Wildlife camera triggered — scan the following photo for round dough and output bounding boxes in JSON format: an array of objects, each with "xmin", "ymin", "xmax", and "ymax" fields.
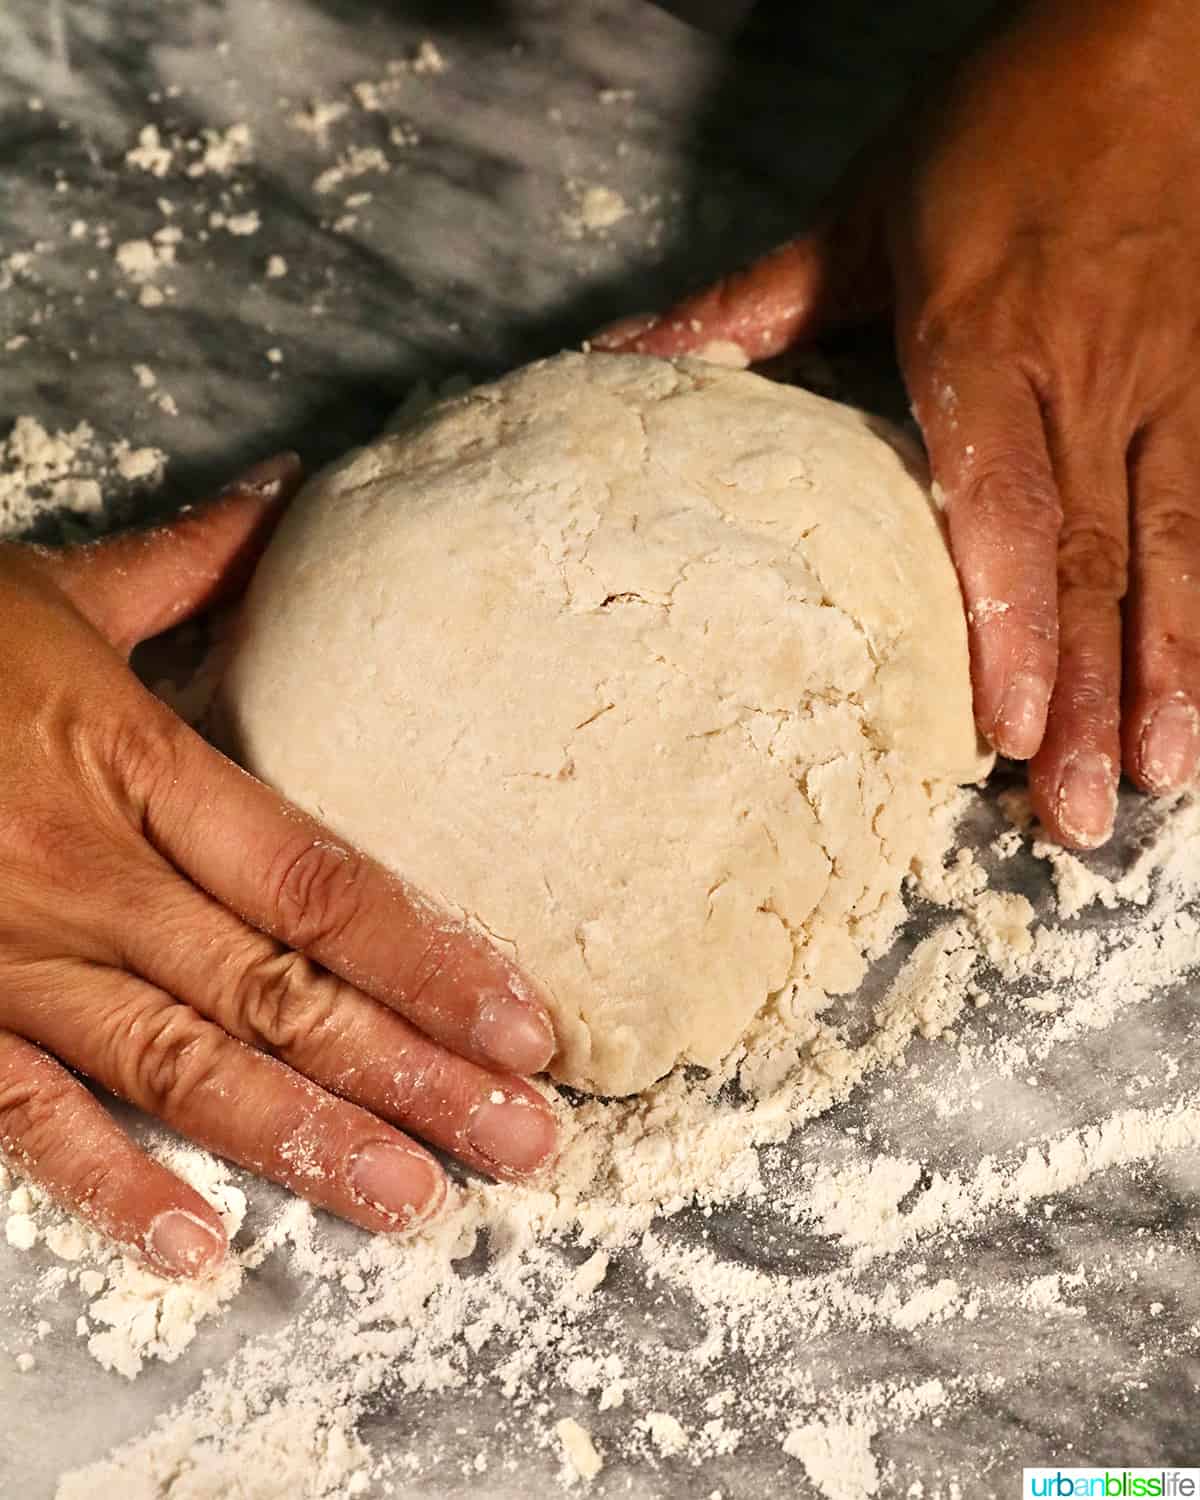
[{"xmin": 219, "ymin": 353, "xmax": 988, "ymax": 1097}]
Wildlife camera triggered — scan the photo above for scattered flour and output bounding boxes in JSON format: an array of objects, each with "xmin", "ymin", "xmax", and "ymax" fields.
[
  {"xmin": 223, "ymin": 210, "xmax": 261, "ymax": 237},
  {"xmin": 562, "ymin": 182, "xmax": 629, "ymax": 238},
  {"xmin": 114, "ymin": 237, "xmax": 173, "ymax": 284},
  {"xmin": 0, "ymin": 416, "xmax": 165, "ymax": 534},
  {"xmin": 125, "ymin": 124, "xmax": 174, "ymax": 178},
  {"xmin": 187, "ymin": 123, "xmax": 254, "ymax": 178},
  {"xmin": 0, "ymin": 783, "xmax": 1191, "ymax": 1497},
  {"xmin": 783, "ymin": 1418, "xmax": 878, "ymax": 1500},
  {"xmin": 287, "ymin": 99, "xmax": 350, "ymax": 147},
  {"xmin": 313, "ymin": 145, "xmax": 390, "ymax": 197},
  {"xmin": 555, "ymin": 1418, "xmax": 603, "ymax": 1483}
]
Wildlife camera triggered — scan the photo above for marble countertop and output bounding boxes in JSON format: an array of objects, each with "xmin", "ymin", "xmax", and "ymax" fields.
[{"xmin": 2, "ymin": 3, "xmax": 1198, "ymax": 1497}]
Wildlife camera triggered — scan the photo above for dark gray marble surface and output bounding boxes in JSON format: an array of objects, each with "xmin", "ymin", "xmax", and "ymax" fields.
[
  {"xmin": 0, "ymin": 0, "xmax": 990, "ymax": 515},
  {"xmin": 3, "ymin": 4, "xmax": 1198, "ymax": 1498}
]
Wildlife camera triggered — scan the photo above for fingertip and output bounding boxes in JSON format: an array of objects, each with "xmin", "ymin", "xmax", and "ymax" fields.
[
  {"xmin": 467, "ymin": 1087, "xmax": 559, "ymax": 1179},
  {"xmin": 988, "ymin": 671, "xmax": 1053, "ymax": 761},
  {"xmin": 471, "ymin": 992, "xmax": 556, "ymax": 1075},
  {"xmin": 219, "ymin": 451, "xmax": 304, "ymax": 505},
  {"xmin": 589, "ymin": 313, "xmax": 660, "ymax": 353},
  {"xmin": 348, "ymin": 1139, "xmax": 447, "ymax": 1229},
  {"xmin": 1129, "ymin": 698, "xmax": 1200, "ymax": 795},
  {"xmin": 1035, "ymin": 748, "xmax": 1118, "ymax": 850},
  {"xmin": 145, "ymin": 1206, "xmax": 228, "ymax": 1279}
]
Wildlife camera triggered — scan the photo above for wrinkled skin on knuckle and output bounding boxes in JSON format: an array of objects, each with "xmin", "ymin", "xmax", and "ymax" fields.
[
  {"xmin": 1048, "ymin": 624, "xmax": 1122, "ymax": 743},
  {"xmin": 227, "ymin": 946, "xmax": 340, "ymax": 1056},
  {"xmin": 0, "ymin": 1068, "xmax": 120, "ymax": 1217},
  {"xmin": 84, "ymin": 707, "xmax": 183, "ymax": 830},
  {"xmin": 1057, "ymin": 522, "xmax": 1129, "ymax": 599},
  {"xmin": 0, "ymin": 798, "xmax": 89, "ymax": 898},
  {"xmin": 125, "ymin": 1008, "xmax": 225, "ymax": 1118},
  {"xmin": 949, "ymin": 466, "xmax": 1063, "ymax": 575},
  {"xmin": 0, "ymin": 1066, "xmax": 121, "ymax": 1217},
  {"xmin": 1135, "ymin": 500, "xmax": 1200, "ymax": 565},
  {"xmin": 267, "ymin": 838, "xmax": 367, "ymax": 954},
  {"xmin": 0, "ymin": 1069, "xmax": 68, "ymax": 1158},
  {"xmin": 1055, "ymin": 661, "xmax": 1117, "ymax": 723}
]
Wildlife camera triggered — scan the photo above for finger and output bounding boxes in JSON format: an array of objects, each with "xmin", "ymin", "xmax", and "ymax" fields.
[
  {"xmin": 14, "ymin": 963, "xmax": 448, "ymax": 1233},
  {"xmin": 45, "ymin": 453, "xmax": 303, "ymax": 655},
  {"xmin": 0, "ymin": 1030, "xmax": 228, "ymax": 1277},
  {"xmin": 1123, "ymin": 402, "xmax": 1200, "ymax": 793},
  {"xmin": 591, "ymin": 218, "xmax": 882, "ymax": 362},
  {"xmin": 115, "ymin": 864, "xmax": 557, "ymax": 1179},
  {"xmin": 132, "ymin": 707, "xmax": 557, "ymax": 1077},
  {"xmin": 1028, "ymin": 414, "xmax": 1130, "ymax": 848},
  {"xmin": 907, "ymin": 352, "xmax": 1061, "ymax": 758}
]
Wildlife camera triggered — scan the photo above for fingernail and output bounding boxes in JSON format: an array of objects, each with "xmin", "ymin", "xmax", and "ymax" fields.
[
  {"xmin": 1139, "ymin": 700, "xmax": 1200, "ymax": 793},
  {"xmin": 993, "ymin": 673, "xmax": 1049, "ymax": 760},
  {"xmin": 1056, "ymin": 750, "xmax": 1117, "ymax": 848},
  {"xmin": 221, "ymin": 451, "xmax": 303, "ymax": 501},
  {"xmin": 472, "ymin": 992, "xmax": 556, "ymax": 1074},
  {"xmin": 148, "ymin": 1210, "xmax": 225, "ymax": 1277},
  {"xmin": 589, "ymin": 312, "xmax": 658, "ymax": 351},
  {"xmin": 468, "ymin": 1092, "xmax": 557, "ymax": 1176},
  {"xmin": 349, "ymin": 1142, "xmax": 445, "ymax": 1224}
]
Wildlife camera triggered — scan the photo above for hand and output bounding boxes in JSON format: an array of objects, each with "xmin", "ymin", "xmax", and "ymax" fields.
[
  {"xmin": 0, "ymin": 455, "xmax": 557, "ymax": 1278},
  {"xmin": 596, "ymin": 0, "xmax": 1200, "ymax": 848}
]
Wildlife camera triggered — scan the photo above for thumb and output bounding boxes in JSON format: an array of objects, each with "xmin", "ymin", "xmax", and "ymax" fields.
[
  {"xmin": 49, "ymin": 452, "xmax": 303, "ymax": 654},
  {"xmin": 591, "ymin": 182, "xmax": 888, "ymax": 364}
]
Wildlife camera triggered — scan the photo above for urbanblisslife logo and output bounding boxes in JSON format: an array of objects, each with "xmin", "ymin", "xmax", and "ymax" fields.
[{"xmin": 1024, "ymin": 1473, "xmax": 1200, "ymax": 1498}]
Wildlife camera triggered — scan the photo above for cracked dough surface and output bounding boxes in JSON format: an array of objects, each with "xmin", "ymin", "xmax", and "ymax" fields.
[{"xmin": 220, "ymin": 353, "xmax": 989, "ymax": 1096}]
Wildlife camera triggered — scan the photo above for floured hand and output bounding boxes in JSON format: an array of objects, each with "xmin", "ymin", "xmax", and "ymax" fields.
[
  {"xmin": 0, "ymin": 455, "xmax": 557, "ymax": 1278},
  {"xmin": 596, "ymin": 0, "xmax": 1200, "ymax": 849}
]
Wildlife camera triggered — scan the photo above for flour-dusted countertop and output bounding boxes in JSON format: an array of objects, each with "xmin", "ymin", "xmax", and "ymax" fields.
[{"xmin": 2, "ymin": 3, "xmax": 1198, "ymax": 1498}]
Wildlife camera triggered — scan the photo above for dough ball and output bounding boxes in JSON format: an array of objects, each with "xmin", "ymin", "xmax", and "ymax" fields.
[{"xmin": 219, "ymin": 353, "xmax": 988, "ymax": 1096}]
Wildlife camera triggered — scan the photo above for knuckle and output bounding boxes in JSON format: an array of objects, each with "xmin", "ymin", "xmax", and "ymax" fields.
[
  {"xmin": 1059, "ymin": 669, "xmax": 1114, "ymax": 720},
  {"xmin": 89, "ymin": 710, "xmax": 182, "ymax": 824},
  {"xmin": 910, "ymin": 284, "xmax": 1020, "ymax": 364},
  {"xmin": 128, "ymin": 1008, "xmax": 224, "ymax": 1117},
  {"xmin": 953, "ymin": 461, "xmax": 1063, "ymax": 542},
  {"xmin": 226, "ymin": 947, "xmax": 339, "ymax": 1056},
  {"xmin": 1136, "ymin": 501, "xmax": 1200, "ymax": 562},
  {"xmin": 267, "ymin": 838, "xmax": 366, "ymax": 954},
  {"xmin": 0, "ymin": 801, "xmax": 79, "ymax": 884},
  {"xmin": 0, "ymin": 1068, "xmax": 79, "ymax": 1160},
  {"xmin": 1058, "ymin": 521, "xmax": 1129, "ymax": 598}
]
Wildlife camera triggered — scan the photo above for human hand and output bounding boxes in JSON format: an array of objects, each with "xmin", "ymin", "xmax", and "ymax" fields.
[
  {"xmin": 596, "ymin": 0, "xmax": 1200, "ymax": 848},
  {"xmin": 0, "ymin": 456, "xmax": 557, "ymax": 1278}
]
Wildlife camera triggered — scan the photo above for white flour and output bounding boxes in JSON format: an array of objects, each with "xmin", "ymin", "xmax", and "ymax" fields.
[{"xmin": 0, "ymin": 415, "xmax": 165, "ymax": 534}]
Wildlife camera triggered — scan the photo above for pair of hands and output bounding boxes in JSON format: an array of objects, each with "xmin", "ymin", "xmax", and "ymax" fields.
[{"xmin": 4, "ymin": 0, "xmax": 1198, "ymax": 1275}]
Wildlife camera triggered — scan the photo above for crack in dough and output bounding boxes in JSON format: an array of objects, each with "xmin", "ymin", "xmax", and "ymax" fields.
[{"xmin": 219, "ymin": 353, "xmax": 990, "ymax": 1096}]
